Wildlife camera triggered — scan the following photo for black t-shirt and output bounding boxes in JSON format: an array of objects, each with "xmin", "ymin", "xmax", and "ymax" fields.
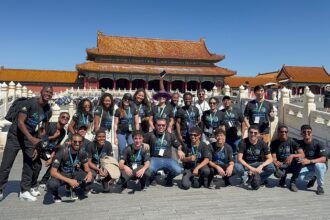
[
  {"xmin": 176, "ymin": 105, "xmax": 200, "ymax": 136},
  {"xmin": 202, "ymin": 110, "xmax": 224, "ymax": 134},
  {"xmin": 120, "ymin": 144, "xmax": 150, "ymax": 168},
  {"xmin": 72, "ymin": 112, "xmax": 93, "ymax": 130},
  {"xmin": 114, "ymin": 105, "xmax": 138, "ymax": 134},
  {"xmin": 238, "ymin": 138, "xmax": 270, "ymax": 163},
  {"xmin": 270, "ymin": 138, "xmax": 300, "ymax": 162},
  {"xmin": 244, "ymin": 100, "xmax": 273, "ymax": 134},
  {"xmin": 94, "ymin": 106, "xmax": 113, "ymax": 130},
  {"xmin": 9, "ymin": 97, "xmax": 52, "ymax": 137},
  {"xmin": 52, "ymin": 145, "xmax": 88, "ymax": 174},
  {"xmin": 133, "ymin": 102, "xmax": 150, "ymax": 122},
  {"xmin": 220, "ymin": 107, "xmax": 244, "ymax": 139},
  {"xmin": 144, "ymin": 131, "xmax": 181, "ymax": 158},
  {"xmin": 183, "ymin": 141, "xmax": 212, "ymax": 169},
  {"xmin": 149, "ymin": 104, "xmax": 174, "ymax": 124},
  {"xmin": 85, "ymin": 141, "xmax": 113, "ymax": 165},
  {"xmin": 298, "ymin": 139, "xmax": 328, "ymax": 160},
  {"xmin": 210, "ymin": 143, "xmax": 234, "ymax": 166},
  {"xmin": 46, "ymin": 122, "xmax": 66, "ymax": 150}
]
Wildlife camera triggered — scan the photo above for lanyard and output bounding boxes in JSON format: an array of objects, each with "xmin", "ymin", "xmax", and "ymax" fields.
[
  {"xmin": 68, "ymin": 147, "xmax": 79, "ymax": 169},
  {"xmin": 209, "ymin": 110, "xmax": 217, "ymax": 125},
  {"xmin": 191, "ymin": 146, "xmax": 198, "ymax": 156},
  {"xmin": 125, "ymin": 107, "xmax": 132, "ymax": 120},
  {"xmin": 132, "ymin": 148, "xmax": 142, "ymax": 162},
  {"xmin": 95, "ymin": 145, "xmax": 103, "ymax": 162},
  {"xmin": 173, "ymin": 106, "xmax": 177, "ymax": 117},
  {"xmin": 185, "ymin": 107, "xmax": 193, "ymax": 119},
  {"xmin": 82, "ymin": 114, "xmax": 89, "ymax": 125},
  {"xmin": 255, "ymin": 102, "xmax": 264, "ymax": 112},
  {"xmin": 158, "ymin": 106, "xmax": 166, "ymax": 118},
  {"xmin": 158, "ymin": 133, "xmax": 165, "ymax": 147}
]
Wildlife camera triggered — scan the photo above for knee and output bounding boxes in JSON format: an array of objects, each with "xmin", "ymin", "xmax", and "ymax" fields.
[
  {"xmin": 46, "ymin": 178, "xmax": 59, "ymax": 192},
  {"xmin": 200, "ymin": 166, "xmax": 210, "ymax": 176},
  {"xmin": 265, "ymin": 163, "xmax": 276, "ymax": 173},
  {"xmin": 315, "ymin": 163, "xmax": 326, "ymax": 172}
]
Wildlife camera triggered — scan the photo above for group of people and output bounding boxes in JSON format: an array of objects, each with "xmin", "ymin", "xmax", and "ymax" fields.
[{"xmin": 0, "ymin": 82, "xmax": 328, "ymax": 204}]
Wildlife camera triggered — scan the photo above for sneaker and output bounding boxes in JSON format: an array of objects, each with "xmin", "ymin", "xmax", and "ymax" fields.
[
  {"xmin": 279, "ymin": 177, "xmax": 286, "ymax": 187},
  {"xmin": 289, "ymin": 182, "xmax": 298, "ymax": 192},
  {"xmin": 70, "ymin": 188, "xmax": 78, "ymax": 200},
  {"xmin": 30, "ymin": 188, "xmax": 41, "ymax": 197},
  {"xmin": 307, "ymin": 176, "xmax": 317, "ymax": 188},
  {"xmin": 316, "ymin": 186, "xmax": 324, "ymax": 195},
  {"xmin": 39, "ymin": 183, "xmax": 46, "ymax": 190},
  {"xmin": 53, "ymin": 195, "xmax": 62, "ymax": 203},
  {"xmin": 165, "ymin": 178, "xmax": 174, "ymax": 187},
  {"xmin": 0, "ymin": 189, "xmax": 3, "ymax": 201},
  {"xmin": 261, "ymin": 179, "xmax": 268, "ymax": 187},
  {"xmin": 19, "ymin": 191, "xmax": 37, "ymax": 202}
]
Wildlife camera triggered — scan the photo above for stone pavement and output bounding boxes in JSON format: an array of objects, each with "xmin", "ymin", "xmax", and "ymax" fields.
[{"xmin": 0, "ymin": 152, "xmax": 329, "ymax": 220}]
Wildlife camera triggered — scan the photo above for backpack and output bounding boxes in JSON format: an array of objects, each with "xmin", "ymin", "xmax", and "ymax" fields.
[{"xmin": 5, "ymin": 97, "xmax": 29, "ymax": 122}]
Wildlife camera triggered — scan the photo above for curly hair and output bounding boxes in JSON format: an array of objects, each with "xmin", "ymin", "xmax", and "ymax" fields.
[{"xmin": 99, "ymin": 93, "xmax": 114, "ymax": 115}]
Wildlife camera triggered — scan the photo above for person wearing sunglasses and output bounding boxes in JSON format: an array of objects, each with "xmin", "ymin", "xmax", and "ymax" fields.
[
  {"xmin": 270, "ymin": 124, "xmax": 304, "ymax": 192},
  {"xmin": 47, "ymin": 134, "xmax": 93, "ymax": 203},
  {"xmin": 201, "ymin": 97, "xmax": 224, "ymax": 144},
  {"xmin": 297, "ymin": 125, "xmax": 328, "ymax": 195},
  {"xmin": 181, "ymin": 127, "xmax": 212, "ymax": 189},
  {"xmin": 144, "ymin": 118, "xmax": 184, "ymax": 187},
  {"xmin": 86, "ymin": 129, "xmax": 114, "ymax": 193},
  {"xmin": 39, "ymin": 112, "xmax": 71, "ymax": 189},
  {"xmin": 236, "ymin": 125, "xmax": 275, "ymax": 189},
  {"xmin": 114, "ymin": 93, "xmax": 139, "ymax": 157}
]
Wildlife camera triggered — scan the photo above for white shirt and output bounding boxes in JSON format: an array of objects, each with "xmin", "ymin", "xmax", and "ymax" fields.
[{"xmin": 195, "ymin": 100, "xmax": 210, "ymax": 116}]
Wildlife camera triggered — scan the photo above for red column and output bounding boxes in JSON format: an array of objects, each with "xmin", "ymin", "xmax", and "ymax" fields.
[
  {"xmin": 184, "ymin": 81, "xmax": 187, "ymax": 92},
  {"xmin": 113, "ymin": 80, "xmax": 116, "ymax": 90},
  {"xmin": 84, "ymin": 78, "xmax": 88, "ymax": 88},
  {"xmin": 169, "ymin": 81, "xmax": 172, "ymax": 91},
  {"xmin": 129, "ymin": 80, "xmax": 132, "ymax": 90},
  {"xmin": 145, "ymin": 81, "xmax": 148, "ymax": 90},
  {"xmin": 96, "ymin": 80, "xmax": 100, "ymax": 89}
]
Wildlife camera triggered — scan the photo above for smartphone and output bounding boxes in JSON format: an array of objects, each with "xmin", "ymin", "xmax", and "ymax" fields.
[{"xmin": 160, "ymin": 70, "xmax": 166, "ymax": 78}]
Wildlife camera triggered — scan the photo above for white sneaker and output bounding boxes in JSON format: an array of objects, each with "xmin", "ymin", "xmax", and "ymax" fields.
[
  {"xmin": 19, "ymin": 191, "xmax": 37, "ymax": 202},
  {"xmin": 0, "ymin": 190, "xmax": 4, "ymax": 201},
  {"xmin": 30, "ymin": 188, "xmax": 41, "ymax": 197}
]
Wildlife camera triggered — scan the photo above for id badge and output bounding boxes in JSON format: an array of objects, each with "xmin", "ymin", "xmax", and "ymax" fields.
[
  {"xmin": 158, "ymin": 149, "xmax": 165, "ymax": 157},
  {"xmin": 228, "ymin": 121, "xmax": 233, "ymax": 127},
  {"xmin": 128, "ymin": 124, "xmax": 133, "ymax": 132},
  {"xmin": 132, "ymin": 163, "xmax": 138, "ymax": 170},
  {"xmin": 254, "ymin": 116, "xmax": 260, "ymax": 124}
]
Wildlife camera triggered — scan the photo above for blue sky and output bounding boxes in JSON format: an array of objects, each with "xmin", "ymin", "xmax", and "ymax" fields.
[{"xmin": 0, "ymin": 0, "xmax": 329, "ymax": 76}]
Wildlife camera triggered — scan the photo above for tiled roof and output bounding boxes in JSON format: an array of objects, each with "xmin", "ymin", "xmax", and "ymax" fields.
[
  {"xmin": 224, "ymin": 76, "xmax": 277, "ymax": 88},
  {"xmin": 86, "ymin": 32, "xmax": 224, "ymax": 62},
  {"xmin": 256, "ymin": 71, "xmax": 279, "ymax": 79},
  {"xmin": 0, "ymin": 68, "xmax": 78, "ymax": 83},
  {"xmin": 76, "ymin": 62, "xmax": 236, "ymax": 76},
  {"xmin": 278, "ymin": 66, "xmax": 330, "ymax": 83}
]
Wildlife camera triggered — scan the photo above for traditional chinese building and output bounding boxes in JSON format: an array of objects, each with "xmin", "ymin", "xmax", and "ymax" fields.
[{"xmin": 76, "ymin": 32, "xmax": 236, "ymax": 92}]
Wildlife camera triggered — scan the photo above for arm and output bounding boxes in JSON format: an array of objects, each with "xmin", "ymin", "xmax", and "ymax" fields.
[
  {"xmin": 148, "ymin": 116, "xmax": 155, "ymax": 131},
  {"xmin": 176, "ymin": 118, "xmax": 183, "ymax": 143},
  {"xmin": 114, "ymin": 117, "xmax": 119, "ymax": 145},
  {"xmin": 285, "ymin": 148, "xmax": 305, "ymax": 165},
  {"xmin": 167, "ymin": 117, "xmax": 174, "ymax": 133},
  {"xmin": 136, "ymin": 161, "xmax": 150, "ymax": 178},
  {"xmin": 238, "ymin": 153, "xmax": 256, "ymax": 173},
  {"xmin": 50, "ymin": 167, "xmax": 79, "ymax": 188},
  {"xmin": 193, "ymin": 158, "xmax": 210, "ymax": 175},
  {"xmin": 272, "ymin": 153, "xmax": 282, "ymax": 167},
  {"xmin": 82, "ymin": 162, "xmax": 93, "ymax": 183},
  {"xmin": 17, "ymin": 113, "xmax": 40, "ymax": 146},
  {"xmin": 94, "ymin": 115, "xmax": 101, "ymax": 132},
  {"xmin": 119, "ymin": 159, "xmax": 133, "ymax": 176},
  {"xmin": 134, "ymin": 114, "xmax": 140, "ymax": 131},
  {"xmin": 255, "ymin": 153, "xmax": 273, "ymax": 173},
  {"xmin": 68, "ymin": 120, "xmax": 76, "ymax": 135}
]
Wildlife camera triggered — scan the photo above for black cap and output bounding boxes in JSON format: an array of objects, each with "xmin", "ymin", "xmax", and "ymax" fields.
[
  {"xmin": 122, "ymin": 93, "xmax": 133, "ymax": 101},
  {"xmin": 77, "ymin": 125, "xmax": 88, "ymax": 131},
  {"xmin": 222, "ymin": 96, "xmax": 231, "ymax": 101}
]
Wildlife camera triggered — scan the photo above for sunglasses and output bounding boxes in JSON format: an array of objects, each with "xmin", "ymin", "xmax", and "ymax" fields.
[
  {"xmin": 157, "ymin": 124, "xmax": 166, "ymax": 127},
  {"xmin": 209, "ymin": 102, "xmax": 217, "ymax": 105},
  {"xmin": 249, "ymin": 131, "xmax": 258, "ymax": 135},
  {"xmin": 61, "ymin": 116, "xmax": 70, "ymax": 120},
  {"xmin": 190, "ymin": 133, "xmax": 199, "ymax": 137},
  {"xmin": 123, "ymin": 99, "xmax": 131, "ymax": 102},
  {"xmin": 73, "ymin": 140, "xmax": 82, "ymax": 145},
  {"xmin": 280, "ymin": 130, "xmax": 288, "ymax": 133}
]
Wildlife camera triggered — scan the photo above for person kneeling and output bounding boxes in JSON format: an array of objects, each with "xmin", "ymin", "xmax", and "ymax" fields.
[
  {"xmin": 208, "ymin": 128, "xmax": 236, "ymax": 188},
  {"xmin": 47, "ymin": 134, "xmax": 93, "ymax": 203},
  {"xmin": 181, "ymin": 127, "xmax": 212, "ymax": 189},
  {"xmin": 119, "ymin": 130, "xmax": 151, "ymax": 191}
]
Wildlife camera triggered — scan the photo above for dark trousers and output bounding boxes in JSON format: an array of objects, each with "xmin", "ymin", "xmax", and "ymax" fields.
[
  {"xmin": 278, "ymin": 160, "xmax": 302, "ymax": 183},
  {"xmin": 40, "ymin": 166, "xmax": 52, "ymax": 184},
  {"xmin": 209, "ymin": 163, "xmax": 237, "ymax": 184},
  {"xmin": 46, "ymin": 170, "xmax": 92, "ymax": 196},
  {"xmin": 181, "ymin": 165, "xmax": 211, "ymax": 190},
  {"xmin": 0, "ymin": 132, "xmax": 42, "ymax": 192},
  {"xmin": 121, "ymin": 165, "xmax": 151, "ymax": 188}
]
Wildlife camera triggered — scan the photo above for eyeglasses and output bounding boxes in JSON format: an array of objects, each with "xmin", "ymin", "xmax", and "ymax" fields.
[
  {"xmin": 61, "ymin": 116, "xmax": 70, "ymax": 120},
  {"xmin": 280, "ymin": 130, "xmax": 288, "ymax": 134},
  {"xmin": 123, "ymin": 99, "xmax": 131, "ymax": 102},
  {"xmin": 209, "ymin": 102, "xmax": 217, "ymax": 105},
  {"xmin": 191, "ymin": 133, "xmax": 199, "ymax": 137},
  {"xmin": 73, "ymin": 140, "xmax": 82, "ymax": 145},
  {"xmin": 157, "ymin": 124, "xmax": 166, "ymax": 127},
  {"xmin": 249, "ymin": 132, "xmax": 258, "ymax": 135}
]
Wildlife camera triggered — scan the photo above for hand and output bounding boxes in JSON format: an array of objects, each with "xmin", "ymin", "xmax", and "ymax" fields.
[
  {"xmin": 143, "ymin": 143, "xmax": 150, "ymax": 151},
  {"xmin": 31, "ymin": 137, "xmax": 41, "ymax": 146},
  {"xmin": 32, "ymin": 149, "xmax": 38, "ymax": 161},
  {"xmin": 216, "ymin": 166, "xmax": 226, "ymax": 176},
  {"xmin": 255, "ymin": 165, "xmax": 263, "ymax": 174},
  {"xmin": 84, "ymin": 171, "xmax": 93, "ymax": 183},
  {"xmin": 68, "ymin": 179, "xmax": 80, "ymax": 188},
  {"xmin": 124, "ymin": 166, "xmax": 133, "ymax": 176},
  {"xmin": 274, "ymin": 160, "xmax": 283, "ymax": 168},
  {"xmin": 177, "ymin": 150, "xmax": 185, "ymax": 160},
  {"xmin": 114, "ymin": 138, "xmax": 118, "ymax": 145},
  {"xmin": 225, "ymin": 165, "xmax": 234, "ymax": 177},
  {"xmin": 298, "ymin": 159, "xmax": 312, "ymax": 166},
  {"xmin": 45, "ymin": 158, "xmax": 52, "ymax": 167},
  {"xmin": 190, "ymin": 155, "xmax": 196, "ymax": 162},
  {"xmin": 99, "ymin": 168, "xmax": 108, "ymax": 177},
  {"xmin": 285, "ymin": 155, "xmax": 294, "ymax": 165},
  {"xmin": 249, "ymin": 167, "xmax": 257, "ymax": 174},
  {"xmin": 192, "ymin": 168, "xmax": 199, "ymax": 176},
  {"xmin": 136, "ymin": 168, "xmax": 145, "ymax": 178}
]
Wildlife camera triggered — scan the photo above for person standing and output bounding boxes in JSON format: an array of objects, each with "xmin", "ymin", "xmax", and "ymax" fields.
[
  {"xmin": 0, "ymin": 86, "xmax": 53, "ymax": 201},
  {"xmin": 324, "ymin": 84, "xmax": 330, "ymax": 112}
]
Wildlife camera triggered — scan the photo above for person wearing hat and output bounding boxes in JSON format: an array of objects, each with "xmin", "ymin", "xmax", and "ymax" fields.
[
  {"xmin": 114, "ymin": 93, "xmax": 139, "ymax": 157},
  {"xmin": 220, "ymin": 95, "xmax": 244, "ymax": 161},
  {"xmin": 149, "ymin": 90, "xmax": 174, "ymax": 133},
  {"xmin": 324, "ymin": 84, "xmax": 330, "ymax": 112},
  {"xmin": 85, "ymin": 129, "xmax": 114, "ymax": 193},
  {"xmin": 236, "ymin": 125, "xmax": 275, "ymax": 189},
  {"xmin": 270, "ymin": 124, "xmax": 304, "ymax": 192},
  {"xmin": 119, "ymin": 130, "xmax": 151, "ymax": 191}
]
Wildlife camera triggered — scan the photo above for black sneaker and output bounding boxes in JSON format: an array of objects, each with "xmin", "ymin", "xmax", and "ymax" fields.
[
  {"xmin": 102, "ymin": 179, "xmax": 110, "ymax": 193},
  {"xmin": 307, "ymin": 176, "xmax": 317, "ymax": 188},
  {"xmin": 260, "ymin": 180, "xmax": 268, "ymax": 187},
  {"xmin": 316, "ymin": 186, "xmax": 324, "ymax": 195},
  {"xmin": 289, "ymin": 182, "xmax": 298, "ymax": 192},
  {"xmin": 0, "ymin": 189, "xmax": 3, "ymax": 201},
  {"xmin": 279, "ymin": 177, "xmax": 286, "ymax": 187},
  {"xmin": 53, "ymin": 195, "xmax": 62, "ymax": 203}
]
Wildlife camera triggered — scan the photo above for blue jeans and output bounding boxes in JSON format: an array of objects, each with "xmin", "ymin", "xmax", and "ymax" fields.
[
  {"xmin": 235, "ymin": 162, "xmax": 275, "ymax": 182},
  {"xmin": 298, "ymin": 163, "xmax": 327, "ymax": 187},
  {"xmin": 117, "ymin": 133, "xmax": 133, "ymax": 156},
  {"xmin": 150, "ymin": 157, "xmax": 183, "ymax": 180}
]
